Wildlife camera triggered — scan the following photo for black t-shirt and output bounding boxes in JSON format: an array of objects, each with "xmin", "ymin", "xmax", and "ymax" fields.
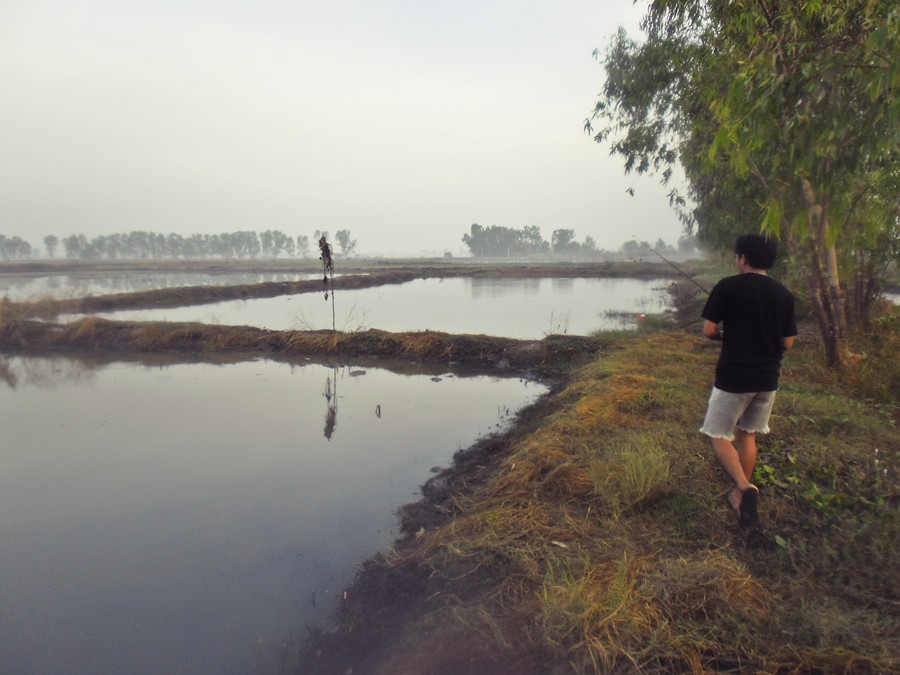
[{"xmin": 702, "ymin": 273, "xmax": 797, "ymax": 393}]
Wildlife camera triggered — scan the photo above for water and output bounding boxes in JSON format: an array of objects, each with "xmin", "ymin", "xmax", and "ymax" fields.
[
  {"xmin": 0, "ymin": 354, "xmax": 546, "ymax": 674},
  {"xmin": 64, "ymin": 277, "xmax": 671, "ymax": 338},
  {"xmin": 0, "ymin": 271, "xmax": 325, "ymax": 301}
]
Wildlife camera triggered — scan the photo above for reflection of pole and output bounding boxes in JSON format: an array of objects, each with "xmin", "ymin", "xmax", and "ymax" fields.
[{"xmin": 323, "ymin": 367, "xmax": 338, "ymax": 440}]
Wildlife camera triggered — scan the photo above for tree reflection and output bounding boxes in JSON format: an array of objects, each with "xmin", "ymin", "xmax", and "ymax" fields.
[
  {"xmin": 0, "ymin": 357, "xmax": 18, "ymax": 389},
  {"xmin": 323, "ymin": 367, "xmax": 338, "ymax": 440},
  {"xmin": 0, "ymin": 355, "xmax": 98, "ymax": 390}
]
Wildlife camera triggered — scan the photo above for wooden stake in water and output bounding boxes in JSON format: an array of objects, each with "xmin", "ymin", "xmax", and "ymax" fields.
[{"xmin": 318, "ymin": 236, "xmax": 336, "ymax": 331}]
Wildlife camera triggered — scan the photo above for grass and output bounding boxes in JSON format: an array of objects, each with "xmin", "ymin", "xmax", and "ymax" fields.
[{"xmin": 314, "ymin": 306, "xmax": 900, "ymax": 673}]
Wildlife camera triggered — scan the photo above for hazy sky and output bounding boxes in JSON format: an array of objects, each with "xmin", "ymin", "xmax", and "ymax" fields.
[{"xmin": 1, "ymin": 0, "xmax": 686, "ymax": 256}]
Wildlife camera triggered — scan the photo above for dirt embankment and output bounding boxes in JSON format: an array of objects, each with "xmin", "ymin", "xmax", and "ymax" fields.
[{"xmin": 0, "ymin": 316, "xmax": 602, "ymax": 381}]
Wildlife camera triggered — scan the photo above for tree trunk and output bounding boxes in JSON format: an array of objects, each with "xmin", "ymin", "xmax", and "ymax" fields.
[{"xmin": 801, "ymin": 178, "xmax": 849, "ymax": 369}]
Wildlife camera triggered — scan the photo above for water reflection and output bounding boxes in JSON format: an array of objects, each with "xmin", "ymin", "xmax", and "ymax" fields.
[
  {"xmin": 0, "ymin": 353, "xmax": 98, "ymax": 390},
  {"xmin": 0, "ymin": 354, "xmax": 546, "ymax": 674},
  {"xmin": 64, "ymin": 277, "xmax": 671, "ymax": 339},
  {"xmin": 323, "ymin": 368, "xmax": 338, "ymax": 439},
  {"xmin": 550, "ymin": 277, "xmax": 575, "ymax": 292},
  {"xmin": 467, "ymin": 277, "xmax": 542, "ymax": 300},
  {"xmin": 0, "ymin": 271, "xmax": 325, "ymax": 301}
]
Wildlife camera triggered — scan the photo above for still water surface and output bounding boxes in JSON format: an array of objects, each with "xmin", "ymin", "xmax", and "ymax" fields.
[
  {"xmin": 70, "ymin": 277, "xmax": 672, "ymax": 338},
  {"xmin": 0, "ymin": 355, "xmax": 546, "ymax": 674},
  {"xmin": 0, "ymin": 271, "xmax": 325, "ymax": 301}
]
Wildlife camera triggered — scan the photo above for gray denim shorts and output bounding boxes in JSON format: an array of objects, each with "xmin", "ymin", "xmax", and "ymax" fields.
[{"xmin": 699, "ymin": 387, "xmax": 777, "ymax": 440}]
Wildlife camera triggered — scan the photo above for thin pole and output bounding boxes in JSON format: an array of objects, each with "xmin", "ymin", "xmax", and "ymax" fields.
[{"xmin": 649, "ymin": 248, "xmax": 710, "ymax": 295}]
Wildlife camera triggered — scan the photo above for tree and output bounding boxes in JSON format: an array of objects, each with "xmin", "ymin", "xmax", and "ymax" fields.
[
  {"xmin": 62, "ymin": 234, "xmax": 87, "ymax": 259},
  {"xmin": 44, "ymin": 235, "xmax": 59, "ymax": 258},
  {"xmin": 0, "ymin": 235, "xmax": 33, "ymax": 259},
  {"xmin": 621, "ymin": 239, "xmax": 652, "ymax": 259},
  {"xmin": 335, "ymin": 229, "xmax": 357, "ymax": 257},
  {"xmin": 588, "ymin": 0, "xmax": 900, "ymax": 368},
  {"xmin": 551, "ymin": 228, "xmax": 580, "ymax": 254},
  {"xmin": 677, "ymin": 234, "xmax": 700, "ymax": 256},
  {"xmin": 259, "ymin": 230, "xmax": 275, "ymax": 257},
  {"xmin": 461, "ymin": 223, "xmax": 549, "ymax": 257},
  {"xmin": 522, "ymin": 225, "xmax": 550, "ymax": 254}
]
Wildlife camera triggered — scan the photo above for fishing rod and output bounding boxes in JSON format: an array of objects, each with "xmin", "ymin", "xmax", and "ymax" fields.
[{"xmin": 648, "ymin": 247, "xmax": 710, "ymax": 295}]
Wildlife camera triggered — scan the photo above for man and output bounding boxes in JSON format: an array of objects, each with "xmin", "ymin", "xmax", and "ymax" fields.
[{"xmin": 700, "ymin": 234, "xmax": 797, "ymax": 528}]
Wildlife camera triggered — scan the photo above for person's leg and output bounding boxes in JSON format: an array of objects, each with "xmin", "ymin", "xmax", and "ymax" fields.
[
  {"xmin": 711, "ymin": 437, "xmax": 753, "ymax": 512},
  {"xmin": 734, "ymin": 429, "xmax": 758, "ymax": 481},
  {"xmin": 731, "ymin": 391, "xmax": 775, "ymax": 518},
  {"xmin": 701, "ymin": 388, "xmax": 756, "ymax": 511}
]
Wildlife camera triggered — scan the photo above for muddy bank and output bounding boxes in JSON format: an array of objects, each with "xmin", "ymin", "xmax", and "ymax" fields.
[
  {"xmin": 288, "ymin": 402, "xmax": 565, "ymax": 675},
  {"xmin": 0, "ymin": 317, "xmax": 601, "ymax": 380}
]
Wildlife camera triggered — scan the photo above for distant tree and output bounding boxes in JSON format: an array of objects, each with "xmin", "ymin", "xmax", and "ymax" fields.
[
  {"xmin": 621, "ymin": 239, "xmax": 652, "ymax": 259},
  {"xmin": 62, "ymin": 234, "xmax": 87, "ymax": 259},
  {"xmin": 185, "ymin": 234, "xmax": 206, "ymax": 258},
  {"xmin": 677, "ymin": 234, "xmax": 700, "ymax": 256},
  {"xmin": 522, "ymin": 225, "xmax": 550, "ymax": 254},
  {"xmin": 583, "ymin": 235, "xmax": 598, "ymax": 252},
  {"xmin": 259, "ymin": 230, "xmax": 275, "ymax": 257},
  {"xmin": 462, "ymin": 223, "xmax": 549, "ymax": 257},
  {"xmin": 282, "ymin": 234, "xmax": 296, "ymax": 258},
  {"xmin": 335, "ymin": 229, "xmax": 357, "ymax": 257},
  {"xmin": 43, "ymin": 235, "xmax": 59, "ymax": 258},
  {"xmin": 166, "ymin": 233, "xmax": 184, "ymax": 258},
  {"xmin": 551, "ymin": 229, "xmax": 580, "ymax": 254},
  {"xmin": 270, "ymin": 230, "xmax": 292, "ymax": 257},
  {"xmin": 0, "ymin": 235, "xmax": 34, "ymax": 259}
]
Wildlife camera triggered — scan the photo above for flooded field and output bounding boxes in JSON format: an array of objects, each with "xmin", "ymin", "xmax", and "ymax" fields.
[
  {"xmin": 0, "ymin": 271, "xmax": 326, "ymax": 302},
  {"xmin": 61, "ymin": 277, "xmax": 671, "ymax": 339},
  {"xmin": 0, "ymin": 354, "xmax": 546, "ymax": 674}
]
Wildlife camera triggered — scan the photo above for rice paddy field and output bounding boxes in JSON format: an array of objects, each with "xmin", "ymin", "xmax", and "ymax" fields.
[{"xmin": 1, "ymin": 258, "xmax": 897, "ymax": 674}]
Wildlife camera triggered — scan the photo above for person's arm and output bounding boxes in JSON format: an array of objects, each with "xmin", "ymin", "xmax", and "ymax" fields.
[
  {"xmin": 703, "ymin": 319, "xmax": 723, "ymax": 341},
  {"xmin": 782, "ymin": 335, "xmax": 796, "ymax": 351}
]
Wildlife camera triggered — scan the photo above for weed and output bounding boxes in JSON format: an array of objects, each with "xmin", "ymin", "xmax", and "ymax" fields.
[
  {"xmin": 542, "ymin": 310, "xmax": 570, "ymax": 336},
  {"xmin": 588, "ymin": 434, "xmax": 670, "ymax": 515}
]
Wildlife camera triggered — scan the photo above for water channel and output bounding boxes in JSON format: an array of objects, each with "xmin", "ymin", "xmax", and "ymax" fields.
[
  {"xmin": 63, "ymin": 277, "xmax": 673, "ymax": 339},
  {"xmin": 0, "ymin": 354, "xmax": 547, "ymax": 674}
]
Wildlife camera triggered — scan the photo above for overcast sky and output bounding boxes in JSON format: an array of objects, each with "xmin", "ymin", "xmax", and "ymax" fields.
[{"xmin": 0, "ymin": 0, "xmax": 686, "ymax": 257}]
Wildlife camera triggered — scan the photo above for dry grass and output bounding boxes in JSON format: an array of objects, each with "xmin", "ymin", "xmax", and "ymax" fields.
[{"xmin": 328, "ymin": 312, "xmax": 900, "ymax": 674}]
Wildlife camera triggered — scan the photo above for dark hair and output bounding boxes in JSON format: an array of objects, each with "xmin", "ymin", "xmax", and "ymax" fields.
[{"xmin": 734, "ymin": 234, "xmax": 777, "ymax": 269}]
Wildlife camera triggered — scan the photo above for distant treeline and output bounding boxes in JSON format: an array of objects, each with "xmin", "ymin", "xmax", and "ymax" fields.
[
  {"xmin": 0, "ymin": 229, "xmax": 358, "ymax": 260},
  {"xmin": 461, "ymin": 223, "xmax": 699, "ymax": 259}
]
